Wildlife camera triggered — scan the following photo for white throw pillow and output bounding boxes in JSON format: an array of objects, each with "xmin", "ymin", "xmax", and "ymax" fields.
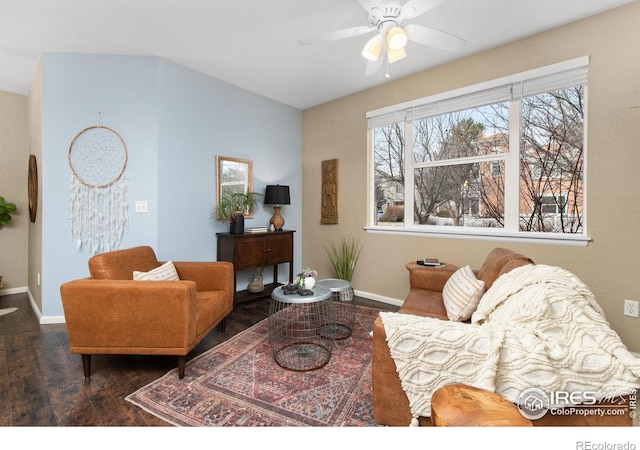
[
  {"xmin": 133, "ymin": 261, "xmax": 180, "ymax": 281},
  {"xmin": 442, "ymin": 265, "xmax": 485, "ymax": 321}
]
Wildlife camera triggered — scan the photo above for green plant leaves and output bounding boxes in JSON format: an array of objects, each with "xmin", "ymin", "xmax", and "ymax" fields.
[
  {"xmin": 324, "ymin": 235, "xmax": 362, "ymax": 281},
  {"xmin": 0, "ymin": 196, "xmax": 17, "ymax": 227},
  {"xmin": 213, "ymin": 191, "xmax": 262, "ymax": 222}
]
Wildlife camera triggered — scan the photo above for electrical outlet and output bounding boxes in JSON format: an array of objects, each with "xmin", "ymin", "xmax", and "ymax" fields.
[{"xmin": 624, "ymin": 299, "xmax": 639, "ymax": 318}]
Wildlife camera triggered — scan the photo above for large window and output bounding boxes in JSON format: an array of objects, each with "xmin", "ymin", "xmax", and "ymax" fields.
[{"xmin": 368, "ymin": 57, "xmax": 588, "ymax": 245}]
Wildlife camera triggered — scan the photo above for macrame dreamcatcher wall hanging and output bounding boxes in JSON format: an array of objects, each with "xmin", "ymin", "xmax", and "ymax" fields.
[{"xmin": 68, "ymin": 121, "xmax": 128, "ymax": 253}]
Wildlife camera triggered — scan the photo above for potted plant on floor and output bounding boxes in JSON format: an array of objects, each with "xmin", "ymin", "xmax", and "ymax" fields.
[
  {"xmin": 324, "ymin": 235, "xmax": 363, "ymax": 281},
  {"xmin": 214, "ymin": 191, "xmax": 262, "ymax": 234}
]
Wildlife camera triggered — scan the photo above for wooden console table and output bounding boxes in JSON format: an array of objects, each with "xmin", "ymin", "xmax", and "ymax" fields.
[{"xmin": 216, "ymin": 230, "xmax": 294, "ymax": 304}]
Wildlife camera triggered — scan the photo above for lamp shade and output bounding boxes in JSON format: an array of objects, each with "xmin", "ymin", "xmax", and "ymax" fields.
[{"xmin": 264, "ymin": 185, "xmax": 290, "ymax": 205}]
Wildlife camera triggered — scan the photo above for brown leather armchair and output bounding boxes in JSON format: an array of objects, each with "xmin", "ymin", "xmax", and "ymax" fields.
[{"xmin": 60, "ymin": 246, "xmax": 234, "ymax": 379}]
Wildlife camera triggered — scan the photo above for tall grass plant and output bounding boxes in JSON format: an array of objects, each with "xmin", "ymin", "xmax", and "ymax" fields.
[{"xmin": 324, "ymin": 235, "xmax": 363, "ymax": 281}]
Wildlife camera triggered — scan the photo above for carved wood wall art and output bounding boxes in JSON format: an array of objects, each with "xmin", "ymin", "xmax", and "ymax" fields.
[
  {"xmin": 321, "ymin": 159, "xmax": 338, "ymax": 224},
  {"xmin": 28, "ymin": 154, "xmax": 38, "ymax": 223}
]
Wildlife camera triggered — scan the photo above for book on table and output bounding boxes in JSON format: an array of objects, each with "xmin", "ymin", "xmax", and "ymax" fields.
[
  {"xmin": 417, "ymin": 258, "xmax": 446, "ymax": 267},
  {"xmin": 245, "ymin": 227, "xmax": 268, "ymax": 234}
]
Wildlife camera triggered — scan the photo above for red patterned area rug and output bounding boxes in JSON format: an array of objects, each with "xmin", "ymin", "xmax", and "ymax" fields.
[{"xmin": 126, "ymin": 305, "xmax": 382, "ymax": 426}]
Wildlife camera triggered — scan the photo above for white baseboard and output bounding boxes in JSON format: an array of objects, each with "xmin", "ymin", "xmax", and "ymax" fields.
[
  {"xmin": 354, "ymin": 289, "xmax": 403, "ymax": 307},
  {"xmin": 25, "ymin": 288, "xmax": 65, "ymax": 324},
  {"xmin": 39, "ymin": 315, "xmax": 65, "ymax": 324},
  {"xmin": 26, "ymin": 287, "xmax": 42, "ymax": 321},
  {"xmin": 0, "ymin": 286, "xmax": 28, "ymax": 296},
  {"xmin": 2, "ymin": 286, "xmax": 65, "ymax": 324}
]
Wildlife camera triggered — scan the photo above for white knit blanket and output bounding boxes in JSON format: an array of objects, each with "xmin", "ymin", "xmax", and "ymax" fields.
[{"xmin": 380, "ymin": 264, "xmax": 640, "ymax": 421}]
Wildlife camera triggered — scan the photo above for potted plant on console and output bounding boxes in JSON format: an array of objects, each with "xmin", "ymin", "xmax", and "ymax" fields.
[{"xmin": 214, "ymin": 191, "xmax": 262, "ymax": 234}]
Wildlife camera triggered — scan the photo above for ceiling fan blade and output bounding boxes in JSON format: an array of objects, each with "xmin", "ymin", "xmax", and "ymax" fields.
[
  {"xmin": 398, "ymin": 0, "xmax": 446, "ymax": 21},
  {"xmin": 358, "ymin": 0, "xmax": 386, "ymax": 13},
  {"xmin": 365, "ymin": 56, "xmax": 384, "ymax": 76},
  {"xmin": 405, "ymin": 24, "xmax": 467, "ymax": 52},
  {"xmin": 298, "ymin": 25, "xmax": 376, "ymax": 46}
]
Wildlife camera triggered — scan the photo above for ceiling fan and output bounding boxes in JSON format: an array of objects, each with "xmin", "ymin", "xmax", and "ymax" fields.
[{"xmin": 298, "ymin": 0, "xmax": 466, "ymax": 77}]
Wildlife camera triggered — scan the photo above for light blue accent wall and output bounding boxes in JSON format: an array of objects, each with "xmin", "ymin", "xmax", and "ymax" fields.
[
  {"xmin": 155, "ymin": 60, "xmax": 302, "ymax": 266},
  {"xmin": 40, "ymin": 53, "xmax": 302, "ymax": 318}
]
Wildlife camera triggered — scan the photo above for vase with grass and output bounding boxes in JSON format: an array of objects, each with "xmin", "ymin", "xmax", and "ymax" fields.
[{"xmin": 324, "ymin": 235, "xmax": 363, "ymax": 282}]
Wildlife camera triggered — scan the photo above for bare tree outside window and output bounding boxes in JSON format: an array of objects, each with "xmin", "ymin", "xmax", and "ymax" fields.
[
  {"xmin": 519, "ymin": 86, "xmax": 584, "ymax": 233},
  {"xmin": 412, "ymin": 105, "xmax": 508, "ymax": 227},
  {"xmin": 374, "ymin": 123, "xmax": 405, "ymax": 224},
  {"xmin": 372, "ymin": 72, "xmax": 584, "ymax": 236}
]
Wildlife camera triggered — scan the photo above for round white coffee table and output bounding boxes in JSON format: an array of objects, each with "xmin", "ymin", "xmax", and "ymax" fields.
[{"xmin": 269, "ymin": 284, "xmax": 333, "ymax": 371}]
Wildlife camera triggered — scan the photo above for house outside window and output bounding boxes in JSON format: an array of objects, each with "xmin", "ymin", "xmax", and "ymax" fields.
[
  {"xmin": 540, "ymin": 194, "xmax": 567, "ymax": 215},
  {"xmin": 368, "ymin": 57, "xmax": 588, "ymax": 245}
]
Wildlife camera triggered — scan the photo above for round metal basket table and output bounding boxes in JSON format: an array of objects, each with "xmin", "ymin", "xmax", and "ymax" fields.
[
  {"xmin": 315, "ymin": 278, "xmax": 356, "ymax": 339},
  {"xmin": 269, "ymin": 284, "xmax": 334, "ymax": 371}
]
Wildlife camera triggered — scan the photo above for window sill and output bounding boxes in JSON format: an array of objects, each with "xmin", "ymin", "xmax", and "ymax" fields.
[{"xmin": 364, "ymin": 225, "xmax": 591, "ymax": 247}]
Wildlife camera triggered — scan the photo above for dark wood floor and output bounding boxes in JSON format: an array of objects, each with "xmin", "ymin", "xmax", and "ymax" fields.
[{"xmin": 0, "ymin": 292, "xmax": 397, "ymax": 426}]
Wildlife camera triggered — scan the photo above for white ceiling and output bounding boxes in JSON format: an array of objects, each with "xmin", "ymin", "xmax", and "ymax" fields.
[{"xmin": 0, "ymin": 0, "xmax": 635, "ymax": 110}]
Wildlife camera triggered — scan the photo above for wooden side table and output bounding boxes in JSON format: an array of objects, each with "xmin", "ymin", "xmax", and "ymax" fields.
[
  {"xmin": 431, "ymin": 384, "xmax": 533, "ymax": 426},
  {"xmin": 217, "ymin": 230, "xmax": 294, "ymax": 304}
]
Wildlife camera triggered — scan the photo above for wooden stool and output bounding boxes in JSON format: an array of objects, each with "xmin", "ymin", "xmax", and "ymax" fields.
[{"xmin": 431, "ymin": 384, "xmax": 532, "ymax": 427}]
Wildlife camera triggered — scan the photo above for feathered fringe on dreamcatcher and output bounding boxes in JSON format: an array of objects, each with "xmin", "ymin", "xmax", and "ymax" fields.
[{"xmin": 68, "ymin": 117, "xmax": 128, "ymax": 253}]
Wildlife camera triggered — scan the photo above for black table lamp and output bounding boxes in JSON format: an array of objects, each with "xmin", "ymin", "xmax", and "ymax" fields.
[{"xmin": 264, "ymin": 185, "xmax": 290, "ymax": 231}]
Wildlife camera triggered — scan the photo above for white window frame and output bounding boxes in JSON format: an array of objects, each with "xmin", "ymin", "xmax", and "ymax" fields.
[{"xmin": 366, "ymin": 56, "xmax": 590, "ymax": 247}]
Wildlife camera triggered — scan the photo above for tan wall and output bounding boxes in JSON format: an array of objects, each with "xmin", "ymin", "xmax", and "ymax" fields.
[
  {"xmin": 302, "ymin": 3, "xmax": 640, "ymax": 351},
  {"xmin": 0, "ymin": 91, "xmax": 28, "ymax": 292},
  {"xmin": 27, "ymin": 60, "xmax": 43, "ymax": 313}
]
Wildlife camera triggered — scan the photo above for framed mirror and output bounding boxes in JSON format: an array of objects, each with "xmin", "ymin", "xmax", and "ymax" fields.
[{"xmin": 216, "ymin": 156, "xmax": 253, "ymax": 216}]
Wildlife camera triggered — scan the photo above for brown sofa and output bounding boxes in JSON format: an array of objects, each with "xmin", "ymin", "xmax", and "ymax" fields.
[
  {"xmin": 372, "ymin": 248, "xmax": 633, "ymax": 426},
  {"xmin": 60, "ymin": 246, "xmax": 234, "ymax": 379}
]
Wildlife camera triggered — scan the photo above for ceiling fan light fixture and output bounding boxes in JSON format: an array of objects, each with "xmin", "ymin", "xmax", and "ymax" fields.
[
  {"xmin": 299, "ymin": 0, "xmax": 466, "ymax": 77},
  {"xmin": 387, "ymin": 26, "xmax": 408, "ymax": 51},
  {"xmin": 387, "ymin": 47, "xmax": 406, "ymax": 64},
  {"xmin": 362, "ymin": 34, "xmax": 382, "ymax": 61}
]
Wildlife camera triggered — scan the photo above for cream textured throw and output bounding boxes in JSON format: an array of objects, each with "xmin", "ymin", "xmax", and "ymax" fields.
[{"xmin": 380, "ymin": 264, "xmax": 640, "ymax": 422}]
